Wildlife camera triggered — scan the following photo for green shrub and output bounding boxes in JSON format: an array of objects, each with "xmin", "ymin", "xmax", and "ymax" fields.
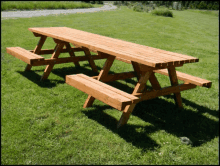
[
  {"xmin": 95, "ymin": 1, "xmax": 103, "ymax": 4},
  {"xmin": 151, "ymin": 9, "xmax": 173, "ymax": 17},
  {"xmin": 207, "ymin": 3, "xmax": 213, "ymax": 10},
  {"xmin": 133, "ymin": 2, "xmax": 144, "ymax": 12},
  {"xmin": 198, "ymin": 1, "xmax": 207, "ymax": 9},
  {"xmin": 90, "ymin": 1, "xmax": 95, "ymax": 4}
]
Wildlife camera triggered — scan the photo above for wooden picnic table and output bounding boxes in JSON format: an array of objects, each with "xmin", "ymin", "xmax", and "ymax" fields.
[{"xmin": 6, "ymin": 27, "xmax": 212, "ymax": 128}]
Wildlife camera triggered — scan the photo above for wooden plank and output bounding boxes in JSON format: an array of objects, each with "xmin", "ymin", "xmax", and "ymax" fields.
[
  {"xmin": 31, "ymin": 54, "xmax": 107, "ymax": 66},
  {"xmin": 41, "ymin": 42, "xmax": 65, "ymax": 80},
  {"xmin": 15, "ymin": 47, "xmax": 44, "ymax": 59},
  {"xmin": 131, "ymin": 61, "xmax": 141, "ymax": 81},
  {"xmin": 34, "ymin": 36, "xmax": 47, "ymax": 54},
  {"xmin": 51, "ymin": 28, "xmax": 178, "ymax": 67},
  {"xmin": 68, "ymin": 27, "xmax": 199, "ymax": 62},
  {"xmin": 28, "ymin": 27, "xmax": 169, "ymax": 68},
  {"xmin": 6, "ymin": 47, "xmax": 44, "ymax": 65},
  {"xmin": 66, "ymin": 75, "xmax": 133, "ymax": 111},
  {"xmin": 92, "ymin": 71, "xmax": 136, "ymax": 82},
  {"xmin": 117, "ymin": 70, "xmax": 153, "ymax": 128},
  {"xmin": 149, "ymin": 72, "xmax": 161, "ymax": 90},
  {"xmin": 155, "ymin": 69, "xmax": 212, "ymax": 88},
  {"xmin": 133, "ymin": 83, "xmax": 197, "ymax": 100},
  {"xmin": 29, "ymin": 27, "xmax": 199, "ymax": 67},
  {"xmin": 33, "ymin": 32, "xmax": 43, "ymax": 37},
  {"xmin": 50, "ymin": 27, "xmax": 198, "ymax": 65},
  {"xmin": 25, "ymin": 35, "xmax": 47, "ymax": 71},
  {"xmin": 83, "ymin": 55, "xmax": 116, "ymax": 108},
  {"xmin": 64, "ymin": 43, "xmax": 80, "ymax": 67},
  {"xmin": 78, "ymin": 74, "xmax": 139, "ymax": 101},
  {"xmin": 82, "ymin": 47, "xmax": 98, "ymax": 73},
  {"xmin": 168, "ymin": 66, "xmax": 183, "ymax": 108},
  {"xmin": 115, "ymin": 57, "xmax": 183, "ymax": 70},
  {"xmin": 29, "ymin": 47, "xmax": 88, "ymax": 55}
]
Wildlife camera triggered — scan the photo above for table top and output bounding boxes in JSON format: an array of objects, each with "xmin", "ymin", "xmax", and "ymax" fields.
[{"xmin": 29, "ymin": 27, "xmax": 199, "ymax": 68}]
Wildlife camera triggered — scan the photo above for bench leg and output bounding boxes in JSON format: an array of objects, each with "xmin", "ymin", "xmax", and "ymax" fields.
[
  {"xmin": 40, "ymin": 42, "xmax": 65, "ymax": 81},
  {"xmin": 83, "ymin": 55, "xmax": 115, "ymax": 108},
  {"xmin": 117, "ymin": 69, "xmax": 153, "ymax": 128},
  {"xmin": 25, "ymin": 36, "xmax": 47, "ymax": 71},
  {"xmin": 117, "ymin": 104, "xmax": 136, "ymax": 128},
  {"xmin": 167, "ymin": 66, "xmax": 183, "ymax": 108}
]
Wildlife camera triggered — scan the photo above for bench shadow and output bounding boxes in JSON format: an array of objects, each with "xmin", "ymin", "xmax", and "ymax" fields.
[
  {"xmin": 17, "ymin": 70, "xmax": 60, "ymax": 88},
  {"xmin": 82, "ymin": 105, "xmax": 160, "ymax": 152},
  {"xmin": 82, "ymin": 96, "xmax": 218, "ymax": 150}
]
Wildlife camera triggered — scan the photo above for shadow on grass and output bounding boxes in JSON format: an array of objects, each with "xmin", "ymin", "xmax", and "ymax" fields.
[
  {"xmin": 52, "ymin": 65, "xmax": 99, "ymax": 79},
  {"xmin": 16, "ymin": 65, "xmax": 98, "ymax": 88},
  {"xmin": 17, "ymin": 70, "xmax": 60, "ymax": 88},
  {"xmin": 133, "ymin": 97, "xmax": 219, "ymax": 147},
  {"xmin": 17, "ymin": 63, "xmax": 218, "ymax": 150},
  {"xmin": 16, "ymin": 61, "xmax": 137, "ymax": 89},
  {"xmin": 82, "ymin": 96, "xmax": 218, "ymax": 151},
  {"xmin": 82, "ymin": 105, "xmax": 160, "ymax": 152}
]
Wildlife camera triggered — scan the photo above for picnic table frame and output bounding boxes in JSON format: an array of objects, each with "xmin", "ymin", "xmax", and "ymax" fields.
[
  {"xmin": 25, "ymin": 32, "xmax": 105, "ymax": 80},
  {"xmin": 6, "ymin": 27, "xmax": 212, "ymax": 128}
]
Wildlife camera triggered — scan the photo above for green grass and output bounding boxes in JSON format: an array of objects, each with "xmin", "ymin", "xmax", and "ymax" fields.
[
  {"xmin": 1, "ymin": 1, "xmax": 103, "ymax": 11},
  {"xmin": 187, "ymin": 9, "xmax": 219, "ymax": 17},
  {"xmin": 1, "ymin": 6, "xmax": 219, "ymax": 165}
]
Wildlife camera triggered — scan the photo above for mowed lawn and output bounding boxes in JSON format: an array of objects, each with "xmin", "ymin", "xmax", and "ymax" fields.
[{"xmin": 1, "ymin": 7, "xmax": 219, "ymax": 165}]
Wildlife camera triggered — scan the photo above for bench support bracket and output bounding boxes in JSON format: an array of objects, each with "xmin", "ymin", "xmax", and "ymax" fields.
[
  {"xmin": 117, "ymin": 67, "xmax": 153, "ymax": 128},
  {"xmin": 83, "ymin": 55, "xmax": 116, "ymax": 108}
]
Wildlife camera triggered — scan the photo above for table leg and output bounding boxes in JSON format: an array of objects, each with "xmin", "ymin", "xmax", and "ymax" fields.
[
  {"xmin": 131, "ymin": 61, "xmax": 141, "ymax": 80},
  {"xmin": 25, "ymin": 36, "xmax": 47, "ymax": 71},
  {"xmin": 149, "ymin": 72, "xmax": 161, "ymax": 90},
  {"xmin": 117, "ymin": 70, "xmax": 153, "ymax": 128},
  {"xmin": 82, "ymin": 47, "xmax": 98, "ymax": 73},
  {"xmin": 40, "ymin": 42, "xmax": 65, "ymax": 81},
  {"xmin": 167, "ymin": 66, "xmax": 183, "ymax": 108},
  {"xmin": 64, "ymin": 43, "xmax": 80, "ymax": 67},
  {"xmin": 83, "ymin": 55, "xmax": 115, "ymax": 108}
]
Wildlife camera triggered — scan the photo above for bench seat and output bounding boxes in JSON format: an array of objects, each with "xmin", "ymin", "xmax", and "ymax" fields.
[
  {"xmin": 66, "ymin": 74, "xmax": 139, "ymax": 111},
  {"xmin": 154, "ymin": 69, "xmax": 212, "ymax": 88},
  {"xmin": 6, "ymin": 47, "xmax": 44, "ymax": 65}
]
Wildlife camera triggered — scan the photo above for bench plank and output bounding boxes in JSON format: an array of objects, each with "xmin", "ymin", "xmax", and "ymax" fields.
[
  {"xmin": 6, "ymin": 47, "xmax": 44, "ymax": 65},
  {"xmin": 155, "ymin": 69, "xmax": 212, "ymax": 88},
  {"xmin": 79, "ymin": 74, "xmax": 139, "ymax": 101},
  {"xmin": 66, "ymin": 74, "xmax": 139, "ymax": 111}
]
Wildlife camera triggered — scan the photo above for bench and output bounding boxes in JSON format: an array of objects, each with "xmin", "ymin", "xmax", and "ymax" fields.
[
  {"xmin": 115, "ymin": 57, "xmax": 212, "ymax": 89},
  {"xmin": 66, "ymin": 74, "xmax": 139, "ymax": 111},
  {"xmin": 154, "ymin": 69, "xmax": 212, "ymax": 88},
  {"xmin": 6, "ymin": 47, "xmax": 44, "ymax": 65}
]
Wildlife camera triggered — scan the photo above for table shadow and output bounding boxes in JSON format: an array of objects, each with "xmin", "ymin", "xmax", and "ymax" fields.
[
  {"xmin": 82, "ymin": 96, "xmax": 218, "ymax": 150},
  {"xmin": 82, "ymin": 105, "xmax": 160, "ymax": 152},
  {"xmin": 51, "ymin": 65, "xmax": 98, "ymax": 79},
  {"xmin": 16, "ymin": 65, "xmax": 97, "ymax": 88},
  {"xmin": 17, "ymin": 65, "xmax": 218, "ymax": 150}
]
